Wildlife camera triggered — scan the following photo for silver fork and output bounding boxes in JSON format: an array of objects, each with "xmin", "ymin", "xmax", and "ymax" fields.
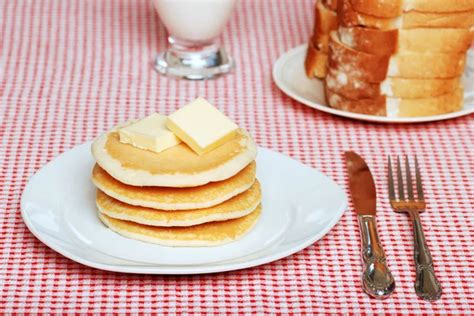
[{"xmin": 387, "ymin": 155, "xmax": 442, "ymax": 301}]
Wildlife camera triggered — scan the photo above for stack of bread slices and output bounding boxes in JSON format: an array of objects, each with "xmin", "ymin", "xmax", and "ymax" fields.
[{"xmin": 305, "ymin": 0, "xmax": 474, "ymax": 117}]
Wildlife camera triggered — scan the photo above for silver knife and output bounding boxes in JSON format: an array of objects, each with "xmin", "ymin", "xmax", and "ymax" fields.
[{"xmin": 345, "ymin": 151, "xmax": 395, "ymax": 299}]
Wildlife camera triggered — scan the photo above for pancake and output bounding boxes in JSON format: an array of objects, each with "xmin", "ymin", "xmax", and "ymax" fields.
[
  {"xmin": 96, "ymin": 180, "xmax": 261, "ymax": 226},
  {"xmin": 92, "ymin": 162, "xmax": 256, "ymax": 210},
  {"xmin": 98, "ymin": 205, "xmax": 262, "ymax": 247},
  {"xmin": 91, "ymin": 128, "xmax": 257, "ymax": 187}
]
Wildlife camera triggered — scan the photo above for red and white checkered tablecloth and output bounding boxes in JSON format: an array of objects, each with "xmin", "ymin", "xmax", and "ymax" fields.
[{"xmin": 1, "ymin": 0, "xmax": 473, "ymax": 313}]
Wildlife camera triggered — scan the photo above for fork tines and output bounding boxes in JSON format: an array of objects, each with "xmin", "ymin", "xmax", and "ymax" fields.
[{"xmin": 387, "ymin": 155, "xmax": 424, "ymax": 202}]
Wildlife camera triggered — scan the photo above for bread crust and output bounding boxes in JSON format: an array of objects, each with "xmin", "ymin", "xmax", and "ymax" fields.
[
  {"xmin": 305, "ymin": 41, "xmax": 328, "ymax": 78},
  {"xmin": 338, "ymin": 27, "xmax": 398, "ymax": 55},
  {"xmin": 326, "ymin": 68, "xmax": 381, "ymax": 99},
  {"xmin": 315, "ymin": 1, "xmax": 339, "ymax": 34},
  {"xmin": 328, "ymin": 31, "xmax": 389, "ymax": 82},
  {"xmin": 326, "ymin": 85, "xmax": 387, "ymax": 115},
  {"xmin": 312, "ymin": 32, "xmax": 330, "ymax": 53},
  {"xmin": 323, "ymin": 0, "xmax": 338, "ymax": 11},
  {"xmin": 311, "ymin": 1, "xmax": 338, "ymax": 52},
  {"xmin": 339, "ymin": 0, "xmax": 400, "ymax": 29}
]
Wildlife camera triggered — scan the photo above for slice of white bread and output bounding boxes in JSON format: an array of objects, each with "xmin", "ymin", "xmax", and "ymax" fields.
[
  {"xmin": 326, "ymin": 85, "xmax": 464, "ymax": 117},
  {"xmin": 402, "ymin": 10, "xmax": 474, "ymax": 29},
  {"xmin": 350, "ymin": 0, "xmax": 474, "ymax": 17},
  {"xmin": 339, "ymin": 0, "xmax": 474, "ymax": 29},
  {"xmin": 328, "ymin": 31, "xmax": 466, "ymax": 82},
  {"xmin": 389, "ymin": 51, "xmax": 466, "ymax": 78},
  {"xmin": 326, "ymin": 68, "xmax": 462, "ymax": 99},
  {"xmin": 339, "ymin": 27, "xmax": 472, "ymax": 55},
  {"xmin": 403, "ymin": 0, "xmax": 474, "ymax": 13}
]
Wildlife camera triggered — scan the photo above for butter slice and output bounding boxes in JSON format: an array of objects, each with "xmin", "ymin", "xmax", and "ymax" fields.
[
  {"xmin": 166, "ymin": 98, "xmax": 238, "ymax": 155},
  {"xmin": 119, "ymin": 113, "xmax": 181, "ymax": 153}
]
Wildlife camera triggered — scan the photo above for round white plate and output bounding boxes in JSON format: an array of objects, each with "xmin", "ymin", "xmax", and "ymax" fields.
[
  {"xmin": 21, "ymin": 142, "xmax": 347, "ymax": 274},
  {"xmin": 273, "ymin": 44, "xmax": 474, "ymax": 123}
]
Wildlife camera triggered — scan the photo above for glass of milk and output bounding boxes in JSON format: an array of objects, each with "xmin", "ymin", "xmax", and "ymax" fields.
[{"xmin": 152, "ymin": 0, "xmax": 237, "ymax": 80}]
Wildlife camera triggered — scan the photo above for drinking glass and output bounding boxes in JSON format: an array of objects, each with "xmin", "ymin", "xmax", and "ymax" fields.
[{"xmin": 152, "ymin": 0, "xmax": 236, "ymax": 80}]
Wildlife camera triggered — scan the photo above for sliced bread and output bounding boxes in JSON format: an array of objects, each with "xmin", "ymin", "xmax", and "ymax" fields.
[
  {"xmin": 326, "ymin": 68, "xmax": 462, "ymax": 99},
  {"xmin": 350, "ymin": 0, "xmax": 474, "ymax": 17},
  {"xmin": 329, "ymin": 31, "xmax": 466, "ymax": 81},
  {"xmin": 339, "ymin": 0, "xmax": 474, "ymax": 29},
  {"xmin": 339, "ymin": 27, "xmax": 472, "ymax": 55},
  {"xmin": 326, "ymin": 86, "xmax": 464, "ymax": 117}
]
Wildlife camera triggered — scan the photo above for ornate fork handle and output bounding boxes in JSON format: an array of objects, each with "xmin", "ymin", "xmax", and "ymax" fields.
[
  {"xmin": 409, "ymin": 211, "xmax": 442, "ymax": 301},
  {"xmin": 358, "ymin": 215, "xmax": 395, "ymax": 299}
]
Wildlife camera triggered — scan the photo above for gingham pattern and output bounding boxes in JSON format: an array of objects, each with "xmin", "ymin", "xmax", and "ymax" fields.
[{"xmin": 1, "ymin": 0, "xmax": 473, "ymax": 313}]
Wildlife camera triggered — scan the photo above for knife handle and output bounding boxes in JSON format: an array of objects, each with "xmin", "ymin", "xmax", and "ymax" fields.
[{"xmin": 358, "ymin": 215, "xmax": 395, "ymax": 299}]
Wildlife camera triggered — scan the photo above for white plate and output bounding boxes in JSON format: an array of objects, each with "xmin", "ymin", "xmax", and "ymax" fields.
[
  {"xmin": 21, "ymin": 142, "xmax": 347, "ymax": 274},
  {"xmin": 273, "ymin": 44, "xmax": 474, "ymax": 123}
]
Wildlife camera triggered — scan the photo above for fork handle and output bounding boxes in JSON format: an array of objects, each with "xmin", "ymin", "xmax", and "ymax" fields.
[
  {"xmin": 358, "ymin": 215, "xmax": 395, "ymax": 299},
  {"xmin": 409, "ymin": 211, "xmax": 442, "ymax": 301}
]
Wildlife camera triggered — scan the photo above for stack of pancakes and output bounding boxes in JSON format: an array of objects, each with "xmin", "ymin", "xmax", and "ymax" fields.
[
  {"xmin": 90, "ymin": 125, "xmax": 260, "ymax": 247},
  {"xmin": 305, "ymin": 0, "xmax": 474, "ymax": 117}
]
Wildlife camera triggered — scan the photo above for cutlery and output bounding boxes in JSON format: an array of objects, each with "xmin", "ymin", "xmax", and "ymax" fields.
[
  {"xmin": 345, "ymin": 151, "xmax": 396, "ymax": 299},
  {"xmin": 387, "ymin": 155, "xmax": 442, "ymax": 301}
]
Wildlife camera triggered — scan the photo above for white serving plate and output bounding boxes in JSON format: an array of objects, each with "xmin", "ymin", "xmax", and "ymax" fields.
[
  {"xmin": 273, "ymin": 44, "xmax": 474, "ymax": 123},
  {"xmin": 21, "ymin": 142, "xmax": 347, "ymax": 274}
]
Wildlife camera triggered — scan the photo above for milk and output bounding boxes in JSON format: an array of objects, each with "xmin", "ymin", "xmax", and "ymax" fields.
[{"xmin": 152, "ymin": 0, "xmax": 236, "ymax": 43}]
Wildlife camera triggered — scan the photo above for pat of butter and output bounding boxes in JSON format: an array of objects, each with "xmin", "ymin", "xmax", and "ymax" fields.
[
  {"xmin": 119, "ymin": 113, "xmax": 181, "ymax": 153},
  {"xmin": 166, "ymin": 98, "xmax": 238, "ymax": 155}
]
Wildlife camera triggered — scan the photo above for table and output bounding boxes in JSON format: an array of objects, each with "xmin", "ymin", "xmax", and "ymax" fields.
[{"xmin": 1, "ymin": 0, "xmax": 473, "ymax": 313}]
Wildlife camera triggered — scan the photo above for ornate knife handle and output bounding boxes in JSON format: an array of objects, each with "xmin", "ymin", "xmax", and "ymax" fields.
[
  {"xmin": 409, "ymin": 211, "xmax": 442, "ymax": 301},
  {"xmin": 358, "ymin": 215, "xmax": 396, "ymax": 299}
]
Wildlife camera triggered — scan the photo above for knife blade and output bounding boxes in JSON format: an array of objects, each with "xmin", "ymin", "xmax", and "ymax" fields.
[
  {"xmin": 345, "ymin": 151, "xmax": 376, "ymax": 215},
  {"xmin": 344, "ymin": 151, "xmax": 395, "ymax": 299}
]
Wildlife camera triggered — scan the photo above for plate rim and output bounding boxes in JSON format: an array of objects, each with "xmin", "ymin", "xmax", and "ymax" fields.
[
  {"xmin": 21, "ymin": 142, "xmax": 348, "ymax": 274},
  {"xmin": 273, "ymin": 44, "xmax": 474, "ymax": 124}
]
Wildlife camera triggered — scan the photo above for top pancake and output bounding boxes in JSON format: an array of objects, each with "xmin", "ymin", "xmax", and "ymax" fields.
[{"xmin": 91, "ymin": 127, "xmax": 257, "ymax": 187}]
